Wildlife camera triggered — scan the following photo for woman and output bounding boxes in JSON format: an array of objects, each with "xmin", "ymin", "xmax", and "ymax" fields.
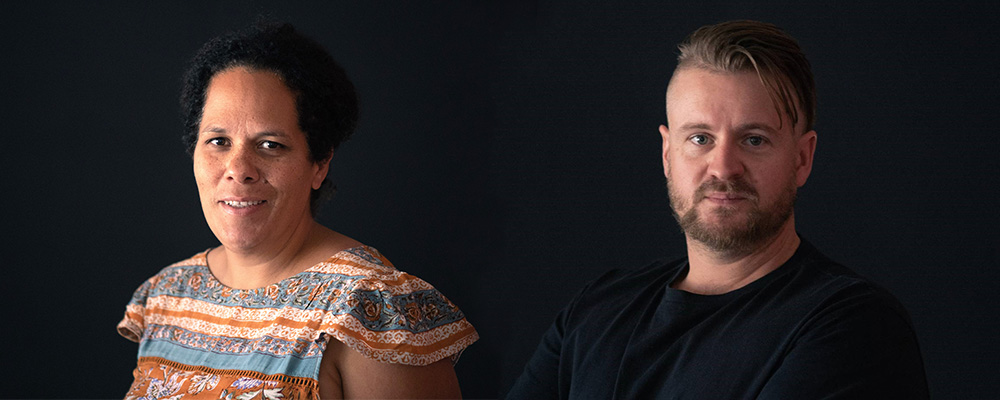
[{"xmin": 117, "ymin": 22, "xmax": 478, "ymax": 399}]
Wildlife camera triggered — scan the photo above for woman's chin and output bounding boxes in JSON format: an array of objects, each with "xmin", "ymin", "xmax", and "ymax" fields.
[{"xmin": 211, "ymin": 228, "xmax": 269, "ymax": 253}]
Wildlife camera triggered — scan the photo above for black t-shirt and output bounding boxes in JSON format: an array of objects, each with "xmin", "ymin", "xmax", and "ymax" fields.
[{"xmin": 507, "ymin": 240, "xmax": 929, "ymax": 399}]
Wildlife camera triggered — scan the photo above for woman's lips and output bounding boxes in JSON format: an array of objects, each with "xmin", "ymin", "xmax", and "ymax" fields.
[
  {"xmin": 218, "ymin": 199, "xmax": 267, "ymax": 215},
  {"xmin": 221, "ymin": 200, "xmax": 266, "ymax": 208}
]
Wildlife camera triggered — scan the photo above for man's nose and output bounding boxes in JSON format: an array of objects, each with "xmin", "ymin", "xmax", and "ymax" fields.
[{"xmin": 706, "ymin": 140, "xmax": 745, "ymax": 180}]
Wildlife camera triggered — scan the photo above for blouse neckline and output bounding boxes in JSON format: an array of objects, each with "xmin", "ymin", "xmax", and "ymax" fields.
[{"xmin": 199, "ymin": 245, "xmax": 371, "ymax": 292}]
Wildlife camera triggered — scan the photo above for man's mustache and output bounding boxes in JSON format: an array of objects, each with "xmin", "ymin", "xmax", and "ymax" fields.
[{"xmin": 695, "ymin": 179, "xmax": 758, "ymax": 202}]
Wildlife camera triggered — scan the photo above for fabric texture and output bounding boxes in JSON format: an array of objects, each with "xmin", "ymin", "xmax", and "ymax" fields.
[
  {"xmin": 118, "ymin": 245, "xmax": 478, "ymax": 399},
  {"xmin": 507, "ymin": 239, "xmax": 928, "ymax": 399}
]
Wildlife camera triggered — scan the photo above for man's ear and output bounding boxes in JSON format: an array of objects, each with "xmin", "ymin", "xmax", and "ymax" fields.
[
  {"xmin": 659, "ymin": 124, "xmax": 671, "ymax": 177},
  {"xmin": 795, "ymin": 130, "xmax": 817, "ymax": 187}
]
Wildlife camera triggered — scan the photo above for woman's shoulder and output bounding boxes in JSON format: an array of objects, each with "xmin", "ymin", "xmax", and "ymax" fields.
[
  {"xmin": 314, "ymin": 245, "xmax": 480, "ymax": 366},
  {"xmin": 145, "ymin": 250, "xmax": 210, "ymax": 278},
  {"xmin": 312, "ymin": 245, "xmax": 440, "ymax": 295},
  {"xmin": 129, "ymin": 250, "xmax": 210, "ymax": 290},
  {"xmin": 168, "ymin": 250, "xmax": 210, "ymax": 268},
  {"xmin": 117, "ymin": 249, "xmax": 213, "ymax": 342},
  {"xmin": 318, "ymin": 245, "xmax": 397, "ymax": 274}
]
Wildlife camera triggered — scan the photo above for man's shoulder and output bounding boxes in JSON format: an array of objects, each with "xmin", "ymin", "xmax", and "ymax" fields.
[
  {"xmin": 790, "ymin": 241, "xmax": 890, "ymax": 292},
  {"xmin": 584, "ymin": 257, "xmax": 687, "ymax": 295},
  {"xmin": 774, "ymin": 240, "xmax": 913, "ymax": 322},
  {"xmin": 558, "ymin": 257, "xmax": 688, "ymax": 321}
]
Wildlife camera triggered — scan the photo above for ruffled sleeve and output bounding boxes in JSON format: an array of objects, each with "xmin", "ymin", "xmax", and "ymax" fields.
[
  {"xmin": 317, "ymin": 247, "xmax": 479, "ymax": 366},
  {"xmin": 117, "ymin": 277, "xmax": 154, "ymax": 343},
  {"xmin": 117, "ymin": 253, "xmax": 206, "ymax": 344}
]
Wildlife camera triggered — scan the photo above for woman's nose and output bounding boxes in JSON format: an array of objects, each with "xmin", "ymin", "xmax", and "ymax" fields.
[{"xmin": 224, "ymin": 147, "xmax": 260, "ymax": 183}]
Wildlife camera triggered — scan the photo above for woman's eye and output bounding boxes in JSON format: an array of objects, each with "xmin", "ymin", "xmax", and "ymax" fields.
[
  {"xmin": 206, "ymin": 137, "xmax": 229, "ymax": 146},
  {"xmin": 690, "ymin": 135, "xmax": 709, "ymax": 145}
]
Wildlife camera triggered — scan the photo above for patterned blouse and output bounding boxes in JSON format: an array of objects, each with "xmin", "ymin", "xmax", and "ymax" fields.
[{"xmin": 117, "ymin": 246, "xmax": 478, "ymax": 399}]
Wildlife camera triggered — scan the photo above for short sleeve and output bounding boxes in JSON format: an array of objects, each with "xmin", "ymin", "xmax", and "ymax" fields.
[
  {"xmin": 506, "ymin": 268, "xmax": 623, "ymax": 399},
  {"xmin": 505, "ymin": 305, "xmax": 568, "ymax": 399},
  {"xmin": 757, "ymin": 285, "xmax": 929, "ymax": 399},
  {"xmin": 317, "ymin": 249, "xmax": 479, "ymax": 366},
  {"xmin": 117, "ymin": 277, "xmax": 154, "ymax": 343}
]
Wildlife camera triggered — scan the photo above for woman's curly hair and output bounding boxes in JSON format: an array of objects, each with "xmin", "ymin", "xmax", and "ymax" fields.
[{"xmin": 180, "ymin": 21, "xmax": 359, "ymax": 214}]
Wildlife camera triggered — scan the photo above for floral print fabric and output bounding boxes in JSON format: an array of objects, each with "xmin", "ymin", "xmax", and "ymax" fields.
[{"xmin": 118, "ymin": 246, "xmax": 478, "ymax": 399}]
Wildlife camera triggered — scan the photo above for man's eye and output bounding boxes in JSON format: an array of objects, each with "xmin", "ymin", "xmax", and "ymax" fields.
[
  {"xmin": 260, "ymin": 141, "xmax": 284, "ymax": 150},
  {"xmin": 690, "ymin": 135, "xmax": 709, "ymax": 145},
  {"xmin": 746, "ymin": 136, "xmax": 765, "ymax": 146}
]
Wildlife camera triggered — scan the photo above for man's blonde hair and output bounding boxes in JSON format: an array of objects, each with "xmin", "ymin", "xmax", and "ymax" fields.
[{"xmin": 672, "ymin": 20, "xmax": 815, "ymax": 132}]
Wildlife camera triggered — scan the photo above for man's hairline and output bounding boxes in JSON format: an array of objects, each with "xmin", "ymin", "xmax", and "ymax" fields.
[{"xmin": 664, "ymin": 65, "xmax": 811, "ymax": 136}]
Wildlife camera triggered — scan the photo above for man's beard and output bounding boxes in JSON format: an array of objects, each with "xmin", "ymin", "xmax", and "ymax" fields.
[{"xmin": 668, "ymin": 177, "xmax": 796, "ymax": 257}]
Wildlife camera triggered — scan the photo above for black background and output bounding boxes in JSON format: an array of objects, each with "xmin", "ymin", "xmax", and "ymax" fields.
[{"xmin": 2, "ymin": 1, "xmax": 997, "ymax": 398}]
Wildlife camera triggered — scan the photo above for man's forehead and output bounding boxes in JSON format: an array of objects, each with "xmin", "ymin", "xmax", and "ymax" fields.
[
  {"xmin": 667, "ymin": 67, "xmax": 761, "ymax": 94},
  {"xmin": 666, "ymin": 70, "xmax": 770, "ymax": 112},
  {"xmin": 665, "ymin": 68, "xmax": 804, "ymax": 134}
]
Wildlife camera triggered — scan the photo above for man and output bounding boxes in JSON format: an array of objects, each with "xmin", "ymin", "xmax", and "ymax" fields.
[{"xmin": 507, "ymin": 20, "xmax": 928, "ymax": 399}]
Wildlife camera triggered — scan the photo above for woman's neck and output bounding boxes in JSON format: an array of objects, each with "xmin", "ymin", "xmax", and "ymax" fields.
[{"xmin": 208, "ymin": 221, "xmax": 322, "ymax": 289}]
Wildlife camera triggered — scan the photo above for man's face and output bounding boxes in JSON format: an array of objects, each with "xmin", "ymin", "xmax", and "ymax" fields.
[{"xmin": 660, "ymin": 68, "xmax": 816, "ymax": 256}]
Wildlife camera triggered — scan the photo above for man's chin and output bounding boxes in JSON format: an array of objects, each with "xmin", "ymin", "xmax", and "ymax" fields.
[
  {"xmin": 680, "ymin": 214, "xmax": 765, "ymax": 252},
  {"xmin": 689, "ymin": 225, "xmax": 751, "ymax": 242},
  {"xmin": 687, "ymin": 230, "xmax": 761, "ymax": 257},
  {"xmin": 694, "ymin": 214, "xmax": 752, "ymax": 233}
]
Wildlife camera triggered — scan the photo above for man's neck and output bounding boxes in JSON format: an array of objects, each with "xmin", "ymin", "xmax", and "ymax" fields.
[{"xmin": 673, "ymin": 219, "xmax": 801, "ymax": 295}]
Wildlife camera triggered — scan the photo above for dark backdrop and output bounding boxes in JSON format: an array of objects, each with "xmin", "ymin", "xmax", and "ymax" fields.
[{"xmin": 1, "ymin": 1, "xmax": 997, "ymax": 398}]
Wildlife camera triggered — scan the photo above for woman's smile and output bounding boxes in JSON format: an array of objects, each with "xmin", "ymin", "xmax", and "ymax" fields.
[{"xmin": 193, "ymin": 67, "xmax": 328, "ymax": 252}]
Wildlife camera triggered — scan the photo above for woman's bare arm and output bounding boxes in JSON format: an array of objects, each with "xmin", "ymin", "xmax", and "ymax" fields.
[{"xmin": 319, "ymin": 339, "xmax": 462, "ymax": 399}]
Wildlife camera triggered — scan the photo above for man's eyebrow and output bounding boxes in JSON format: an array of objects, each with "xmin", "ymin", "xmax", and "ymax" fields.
[
  {"xmin": 678, "ymin": 123, "xmax": 712, "ymax": 131},
  {"xmin": 734, "ymin": 122, "xmax": 778, "ymax": 133},
  {"xmin": 675, "ymin": 122, "xmax": 780, "ymax": 134}
]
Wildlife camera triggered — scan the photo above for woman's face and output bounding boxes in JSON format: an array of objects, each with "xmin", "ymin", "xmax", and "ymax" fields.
[{"xmin": 193, "ymin": 67, "xmax": 328, "ymax": 253}]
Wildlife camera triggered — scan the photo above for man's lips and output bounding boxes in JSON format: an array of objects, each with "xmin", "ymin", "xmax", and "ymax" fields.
[
  {"xmin": 694, "ymin": 179, "xmax": 757, "ymax": 203},
  {"xmin": 704, "ymin": 192, "xmax": 749, "ymax": 200},
  {"xmin": 700, "ymin": 192, "xmax": 754, "ymax": 205}
]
